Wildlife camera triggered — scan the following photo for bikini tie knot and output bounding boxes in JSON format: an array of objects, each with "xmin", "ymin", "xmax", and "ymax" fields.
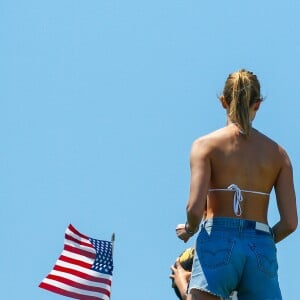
[{"xmin": 227, "ymin": 184, "xmax": 243, "ymax": 216}]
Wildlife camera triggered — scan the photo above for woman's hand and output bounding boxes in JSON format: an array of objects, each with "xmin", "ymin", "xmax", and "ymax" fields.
[{"xmin": 176, "ymin": 224, "xmax": 192, "ymax": 243}]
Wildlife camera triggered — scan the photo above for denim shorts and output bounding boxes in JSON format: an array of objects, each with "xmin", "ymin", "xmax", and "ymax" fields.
[{"xmin": 188, "ymin": 217, "xmax": 282, "ymax": 300}]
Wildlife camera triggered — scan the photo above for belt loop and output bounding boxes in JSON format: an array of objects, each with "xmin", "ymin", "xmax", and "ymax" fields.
[
  {"xmin": 239, "ymin": 219, "xmax": 244, "ymax": 232},
  {"xmin": 200, "ymin": 218, "xmax": 207, "ymax": 229}
]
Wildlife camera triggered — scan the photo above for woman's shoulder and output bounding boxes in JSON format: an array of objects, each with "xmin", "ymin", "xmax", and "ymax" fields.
[
  {"xmin": 191, "ymin": 127, "xmax": 228, "ymax": 153},
  {"xmin": 252, "ymin": 128, "xmax": 292, "ymax": 163},
  {"xmin": 254, "ymin": 128, "xmax": 286, "ymax": 150},
  {"xmin": 192, "ymin": 126, "xmax": 233, "ymax": 144}
]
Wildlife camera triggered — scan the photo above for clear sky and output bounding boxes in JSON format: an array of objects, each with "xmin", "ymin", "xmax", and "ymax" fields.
[{"xmin": 1, "ymin": 1, "xmax": 300, "ymax": 299}]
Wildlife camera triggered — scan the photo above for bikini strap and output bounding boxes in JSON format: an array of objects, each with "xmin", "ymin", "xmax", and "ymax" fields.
[{"xmin": 208, "ymin": 184, "xmax": 269, "ymax": 216}]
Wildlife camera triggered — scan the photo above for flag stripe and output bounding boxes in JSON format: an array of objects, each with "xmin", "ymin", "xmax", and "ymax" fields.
[
  {"xmin": 65, "ymin": 233, "xmax": 94, "ymax": 249},
  {"xmin": 46, "ymin": 274, "xmax": 111, "ymax": 296},
  {"xmin": 62, "ymin": 249, "xmax": 95, "ymax": 264},
  {"xmin": 41, "ymin": 277, "xmax": 108, "ymax": 298},
  {"xmin": 53, "ymin": 265, "xmax": 112, "ymax": 285},
  {"xmin": 68, "ymin": 224, "xmax": 89, "ymax": 240},
  {"xmin": 49, "ymin": 269, "xmax": 111, "ymax": 289},
  {"xmin": 39, "ymin": 282, "xmax": 109, "ymax": 300},
  {"xmin": 65, "ymin": 225, "xmax": 93, "ymax": 252},
  {"xmin": 55, "ymin": 260, "xmax": 112, "ymax": 280},
  {"xmin": 64, "ymin": 244, "xmax": 96, "ymax": 259},
  {"xmin": 59, "ymin": 254, "xmax": 92, "ymax": 268}
]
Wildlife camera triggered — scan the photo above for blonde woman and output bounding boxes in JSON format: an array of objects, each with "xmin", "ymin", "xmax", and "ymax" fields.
[{"xmin": 176, "ymin": 69, "xmax": 297, "ymax": 300}]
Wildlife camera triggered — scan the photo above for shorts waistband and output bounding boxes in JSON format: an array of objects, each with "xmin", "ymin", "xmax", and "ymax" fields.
[{"xmin": 202, "ymin": 217, "xmax": 272, "ymax": 234}]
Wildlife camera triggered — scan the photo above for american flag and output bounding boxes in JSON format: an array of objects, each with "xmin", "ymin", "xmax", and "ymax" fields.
[{"xmin": 39, "ymin": 224, "xmax": 113, "ymax": 300}]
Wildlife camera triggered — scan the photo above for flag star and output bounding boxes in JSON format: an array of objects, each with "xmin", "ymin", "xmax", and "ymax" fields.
[{"xmin": 89, "ymin": 238, "xmax": 113, "ymax": 275}]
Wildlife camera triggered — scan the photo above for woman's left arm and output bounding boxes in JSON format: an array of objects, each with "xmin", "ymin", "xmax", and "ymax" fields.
[{"xmin": 177, "ymin": 139, "xmax": 211, "ymax": 242}]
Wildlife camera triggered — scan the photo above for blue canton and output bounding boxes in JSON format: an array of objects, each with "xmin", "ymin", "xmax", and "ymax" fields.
[{"xmin": 89, "ymin": 238, "xmax": 113, "ymax": 275}]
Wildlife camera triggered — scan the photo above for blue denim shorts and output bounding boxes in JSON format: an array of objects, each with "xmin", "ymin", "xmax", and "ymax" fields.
[{"xmin": 188, "ymin": 218, "xmax": 282, "ymax": 300}]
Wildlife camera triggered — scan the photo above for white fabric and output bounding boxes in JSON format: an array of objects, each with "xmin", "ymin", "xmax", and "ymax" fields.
[{"xmin": 208, "ymin": 184, "xmax": 269, "ymax": 216}]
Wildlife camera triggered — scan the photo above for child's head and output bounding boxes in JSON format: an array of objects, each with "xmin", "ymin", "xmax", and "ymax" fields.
[{"xmin": 172, "ymin": 247, "xmax": 195, "ymax": 299}]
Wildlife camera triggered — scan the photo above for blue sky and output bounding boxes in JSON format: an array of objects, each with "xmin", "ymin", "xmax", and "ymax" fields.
[{"xmin": 1, "ymin": 1, "xmax": 300, "ymax": 299}]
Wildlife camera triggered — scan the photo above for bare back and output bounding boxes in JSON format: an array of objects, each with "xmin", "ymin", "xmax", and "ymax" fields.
[{"xmin": 191, "ymin": 123, "xmax": 292, "ymax": 224}]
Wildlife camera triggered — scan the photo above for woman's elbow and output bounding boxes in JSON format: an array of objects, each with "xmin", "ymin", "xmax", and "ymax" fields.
[
  {"xmin": 284, "ymin": 217, "xmax": 298, "ymax": 234},
  {"xmin": 289, "ymin": 218, "xmax": 298, "ymax": 233}
]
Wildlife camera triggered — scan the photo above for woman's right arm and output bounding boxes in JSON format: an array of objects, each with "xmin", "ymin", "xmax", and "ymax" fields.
[{"xmin": 272, "ymin": 147, "xmax": 298, "ymax": 243}]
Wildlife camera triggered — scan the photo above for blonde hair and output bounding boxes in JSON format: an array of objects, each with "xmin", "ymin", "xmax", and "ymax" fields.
[{"xmin": 222, "ymin": 69, "xmax": 262, "ymax": 136}]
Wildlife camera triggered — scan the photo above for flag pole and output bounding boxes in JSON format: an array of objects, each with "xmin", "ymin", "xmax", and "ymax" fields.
[
  {"xmin": 111, "ymin": 232, "xmax": 115, "ymax": 255},
  {"xmin": 110, "ymin": 233, "xmax": 115, "ymax": 300}
]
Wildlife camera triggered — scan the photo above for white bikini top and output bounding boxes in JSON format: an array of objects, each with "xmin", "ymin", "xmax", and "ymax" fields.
[{"xmin": 208, "ymin": 184, "xmax": 270, "ymax": 216}]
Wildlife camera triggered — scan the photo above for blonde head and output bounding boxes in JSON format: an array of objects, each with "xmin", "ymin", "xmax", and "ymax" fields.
[{"xmin": 221, "ymin": 69, "xmax": 262, "ymax": 136}]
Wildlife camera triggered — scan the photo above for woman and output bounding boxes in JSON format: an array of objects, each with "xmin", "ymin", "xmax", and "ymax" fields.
[{"xmin": 176, "ymin": 69, "xmax": 297, "ymax": 300}]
